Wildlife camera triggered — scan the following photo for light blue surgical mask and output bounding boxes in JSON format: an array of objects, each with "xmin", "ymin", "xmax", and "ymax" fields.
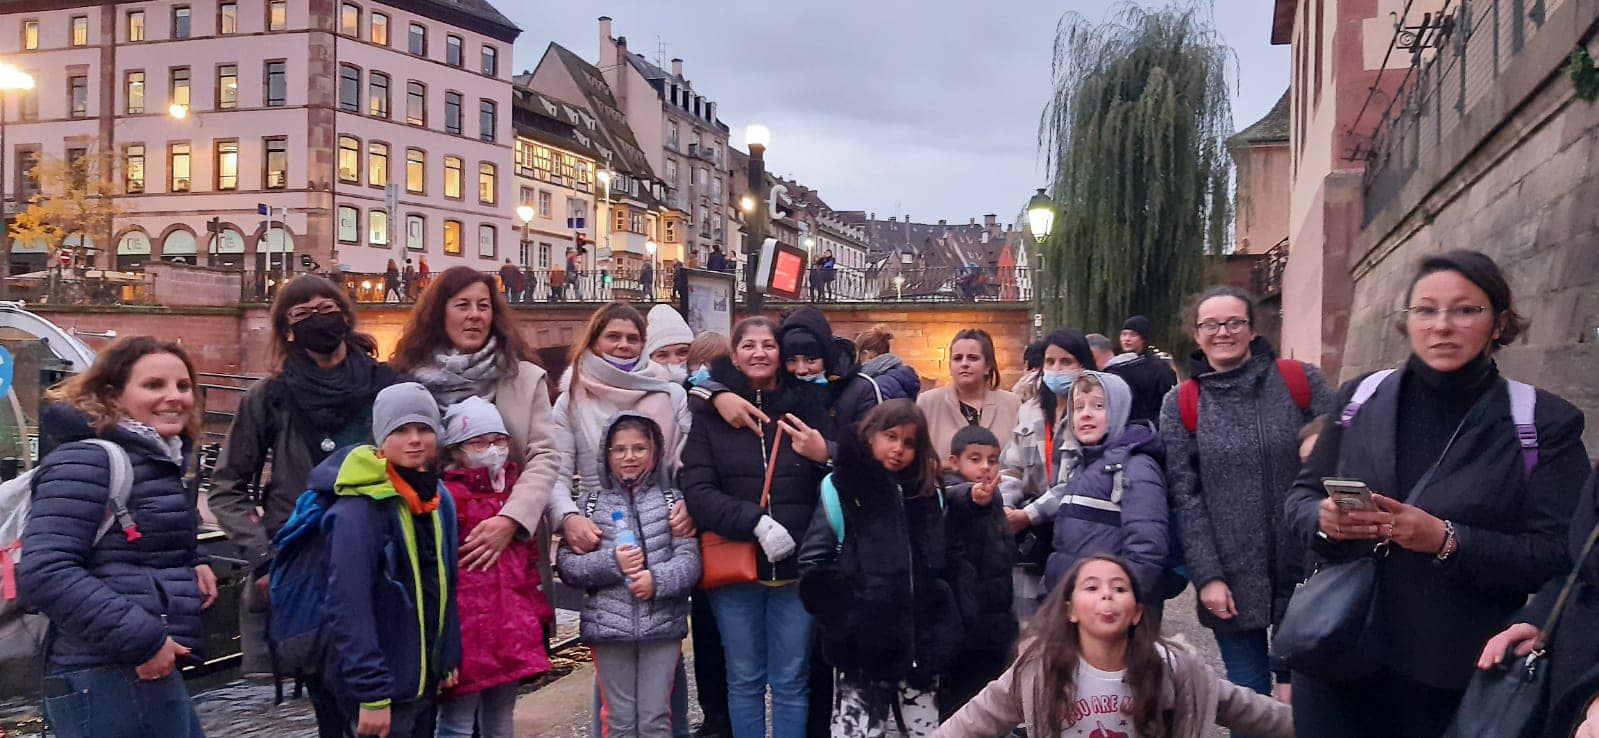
[
  {"xmin": 797, "ymin": 373, "xmax": 829, "ymax": 386},
  {"xmin": 688, "ymin": 366, "xmax": 711, "ymax": 386},
  {"xmin": 1042, "ymin": 369, "xmax": 1078, "ymax": 395}
]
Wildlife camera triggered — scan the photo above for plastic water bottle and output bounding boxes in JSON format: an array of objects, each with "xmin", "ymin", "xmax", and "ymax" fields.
[{"xmin": 613, "ymin": 510, "xmax": 638, "ymax": 548}]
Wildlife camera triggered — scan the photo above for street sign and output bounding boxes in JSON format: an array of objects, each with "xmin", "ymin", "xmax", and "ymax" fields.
[{"xmin": 0, "ymin": 345, "xmax": 13, "ymax": 399}]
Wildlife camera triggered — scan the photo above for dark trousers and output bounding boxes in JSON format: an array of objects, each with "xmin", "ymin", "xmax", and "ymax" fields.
[
  {"xmin": 43, "ymin": 666, "xmax": 204, "ymax": 738},
  {"xmin": 936, "ymin": 648, "xmax": 1012, "ymax": 718},
  {"xmin": 1292, "ymin": 669, "xmax": 1464, "ymax": 738},
  {"xmin": 807, "ymin": 635, "xmax": 831, "ymax": 738},
  {"xmin": 350, "ymin": 697, "xmax": 436, "ymax": 738},
  {"xmin": 691, "ymin": 591, "xmax": 730, "ymax": 733}
]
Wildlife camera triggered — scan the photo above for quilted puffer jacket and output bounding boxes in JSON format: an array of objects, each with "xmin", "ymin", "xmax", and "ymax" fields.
[
  {"xmin": 557, "ymin": 413, "xmax": 701, "ymax": 643},
  {"xmin": 19, "ymin": 404, "xmax": 205, "ymax": 671}
]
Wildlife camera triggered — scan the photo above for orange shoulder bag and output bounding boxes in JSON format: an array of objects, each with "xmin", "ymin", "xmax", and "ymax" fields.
[{"xmin": 698, "ymin": 425, "xmax": 784, "ymax": 589}]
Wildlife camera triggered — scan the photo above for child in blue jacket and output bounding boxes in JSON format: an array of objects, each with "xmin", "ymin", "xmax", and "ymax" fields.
[
  {"xmin": 321, "ymin": 382, "xmax": 461, "ymax": 738},
  {"xmin": 1041, "ymin": 371, "xmax": 1169, "ymax": 600}
]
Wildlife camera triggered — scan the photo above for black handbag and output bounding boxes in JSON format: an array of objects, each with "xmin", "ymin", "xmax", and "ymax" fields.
[
  {"xmin": 1274, "ymin": 547, "xmax": 1387, "ymax": 681},
  {"xmin": 1443, "ymin": 521, "xmax": 1599, "ymax": 738}
]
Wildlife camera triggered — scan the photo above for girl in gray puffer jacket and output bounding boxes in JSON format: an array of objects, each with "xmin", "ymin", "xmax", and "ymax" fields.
[{"xmin": 557, "ymin": 412, "xmax": 700, "ymax": 738}]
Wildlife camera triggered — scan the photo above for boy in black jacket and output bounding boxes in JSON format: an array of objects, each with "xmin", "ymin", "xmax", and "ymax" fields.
[{"xmin": 938, "ymin": 425, "xmax": 1017, "ymax": 717}]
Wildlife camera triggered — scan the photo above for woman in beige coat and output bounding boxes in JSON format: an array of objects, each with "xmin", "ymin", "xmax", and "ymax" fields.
[
  {"xmin": 390, "ymin": 266, "xmax": 589, "ymax": 566},
  {"xmin": 936, "ymin": 556, "xmax": 1292, "ymax": 738},
  {"xmin": 918, "ymin": 328, "xmax": 1021, "ymax": 465}
]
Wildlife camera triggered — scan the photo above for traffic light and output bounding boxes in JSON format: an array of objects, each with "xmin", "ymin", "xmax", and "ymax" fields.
[{"xmin": 206, "ymin": 217, "xmax": 221, "ymax": 235}]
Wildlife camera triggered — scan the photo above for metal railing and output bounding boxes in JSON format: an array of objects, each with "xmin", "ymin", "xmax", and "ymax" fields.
[
  {"xmin": 1252, "ymin": 239, "xmax": 1290, "ymax": 297},
  {"xmin": 3, "ymin": 268, "xmax": 157, "ymax": 306},
  {"xmin": 330, "ymin": 263, "xmax": 1035, "ymax": 305},
  {"xmin": 1362, "ymin": 0, "xmax": 1558, "ymax": 221}
]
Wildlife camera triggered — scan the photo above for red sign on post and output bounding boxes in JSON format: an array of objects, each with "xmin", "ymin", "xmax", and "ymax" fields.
[{"xmin": 769, "ymin": 248, "xmax": 804, "ymax": 299}]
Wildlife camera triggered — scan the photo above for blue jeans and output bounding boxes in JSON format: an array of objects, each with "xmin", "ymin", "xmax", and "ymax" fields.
[
  {"xmin": 43, "ymin": 666, "xmax": 205, "ymax": 738},
  {"xmin": 437, "ymin": 682, "xmax": 518, "ymax": 738},
  {"xmin": 1213, "ymin": 628, "xmax": 1272, "ymax": 738},
  {"xmin": 708, "ymin": 583, "xmax": 813, "ymax": 738}
]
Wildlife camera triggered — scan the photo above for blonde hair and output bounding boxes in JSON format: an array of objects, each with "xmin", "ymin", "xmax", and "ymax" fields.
[{"xmin": 687, "ymin": 332, "xmax": 731, "ymax": 369}]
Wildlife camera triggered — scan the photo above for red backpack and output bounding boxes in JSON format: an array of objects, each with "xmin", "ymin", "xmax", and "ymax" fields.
[{"xmin": 1178, "ymin": 359, "xmax": 1312, "ymax": 432}]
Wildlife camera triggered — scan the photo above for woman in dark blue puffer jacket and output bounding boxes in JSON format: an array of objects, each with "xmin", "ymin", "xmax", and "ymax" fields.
[
  {"xmin": 19, "ymin": 336, "xmax": 216, "ymax": 738},
  {"xmin": 854, "ymin": 324, "xmax": 922, "ymax": 401}
]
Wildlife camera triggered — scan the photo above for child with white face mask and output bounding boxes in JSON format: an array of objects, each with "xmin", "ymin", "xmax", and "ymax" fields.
[{"xmin": 435, "ymin": 396, "xmax": 553, "ymax": 738}]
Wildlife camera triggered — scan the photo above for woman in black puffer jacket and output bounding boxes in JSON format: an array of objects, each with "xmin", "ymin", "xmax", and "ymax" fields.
[
  {"xmin": 681, "ymin": 316, "xmax": 836, "ymax": 738},
  {"xmin": 19, "ymin": 337, "xmax": 216, "ymax": 738}
]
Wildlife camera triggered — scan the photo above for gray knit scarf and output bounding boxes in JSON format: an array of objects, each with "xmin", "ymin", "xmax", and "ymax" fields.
[
  {"xmin": 859, "ymin": 352, "xmax": 905, "ymax": 378},
  {"xmin": 117, "ymin": 418, "xmax": 185, "ymax": 466},
  {"xmin": 412, "ymin": 337, "xmax": 507, "ymax": 408}
]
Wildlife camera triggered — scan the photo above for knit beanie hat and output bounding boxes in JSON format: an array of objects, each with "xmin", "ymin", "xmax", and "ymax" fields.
[
  {"xmin": 781, "ymin": 329, "xmax": 826, "ymax": 362},
  {"xmin": 442, "ymin": 395, "xmax": 509, "ymax": 447},
  {"xmin": 643, "ymin": 304, "xmax": 694, "ymax": 359},
  {"xmin": 372, "ymin": 382, "xmax": 443, "ymax": 443},
  {"xmin": 1122, "ymin": 315, "xmax": 1154, "ymax": 342}
]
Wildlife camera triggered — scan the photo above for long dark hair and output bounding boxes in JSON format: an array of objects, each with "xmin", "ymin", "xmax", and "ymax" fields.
[
  {"xmin": 390, "ymin": 266, "xmax": 532, "ymax": 374},
  {"xmin": 1024, "ymin": 555, "xmax": 1165, "ymax": 738},
  {"xmin": 950, "ymin": 328, "xmax": 1000, "ymax": 389},
  {"xmin": 268, "ymin": 274, "xmax": 378, "ymax": 370},
  {"xmin": 46, "ymin": 336, "xmax": 204, "ymax": 439},
  {"xmin": 1038, "ymin": 329, "xmax": 1097, "ymax": 428},
  {"xmin": 855, "ymin": 399, "xmax": 938, "ymax": 498}
]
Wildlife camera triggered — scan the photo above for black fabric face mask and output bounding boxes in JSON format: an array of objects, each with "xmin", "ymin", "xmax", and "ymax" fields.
[{"xmin": 292, "ymin": 312, "xmax": 351, "ymax": 355}]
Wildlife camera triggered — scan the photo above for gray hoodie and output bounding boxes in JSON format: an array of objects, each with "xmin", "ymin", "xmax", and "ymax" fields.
[{"xmin": 556, "ymin": 412, "xmax": 701, "ymax": 643}]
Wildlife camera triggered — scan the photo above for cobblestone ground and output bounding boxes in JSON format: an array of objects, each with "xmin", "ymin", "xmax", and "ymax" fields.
[{"xmin": 6, "ymin": 588, "xmax": 1226, "ymax": 737}]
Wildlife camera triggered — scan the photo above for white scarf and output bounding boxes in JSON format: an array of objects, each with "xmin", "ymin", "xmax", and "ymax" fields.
[{"xmin": 413, "ymin": 337, "xmax": 506, "ymax": 408}]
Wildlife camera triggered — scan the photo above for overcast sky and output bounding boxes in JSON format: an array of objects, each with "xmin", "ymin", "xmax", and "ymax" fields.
[{"xmin": 505, "ymin": 2, "xmax": 1287, "ymax": 224}]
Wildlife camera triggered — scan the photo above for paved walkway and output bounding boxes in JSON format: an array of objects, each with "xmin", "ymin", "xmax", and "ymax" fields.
[{"xmin": 516, "ymin": 587, "xmax": 1229, "ymax": 737}]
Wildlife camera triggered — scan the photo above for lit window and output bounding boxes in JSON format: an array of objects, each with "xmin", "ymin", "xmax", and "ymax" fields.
[
  {"xmin": 370, "ymin": 13, "xmax": 388, "ymax": 45},
  {"xmin": 406, "ymin": 149, "xmax": 424, "ymax": 193},
  {"xmin": 125, "ymin": 145, "xmax": 146, "ymax": 193},
  {"xmin": 338, "ymin": 205, "xmax": 359, "ymax": 243},
  {"xmin": 217, "ymin": 65, "xmax": 238, "ymax": 110},
  {"xmin": 170, "ymin": 67, "xmax": 191, "ymax": 107},
  {"xmin": 71, "ymin": 15, "xmax": 88, "ymax": 46},
  {"xmin": 126, "ymin": 12, "xmax": 144, "ymax": 42},
  {"xmin": 170, "ymin": 143, "xmax": 192, "ymax": 192},
  {"xmin": 406, "ymin": 214, "xmax": 425, "ymax": 251},
  {"xmin": 443, "ymin": 156, "xmax": 462, "ymax": 199},
  {"xmin": 368, "ymin": 142, "xmax": 388, "ymax": 186},
  {"xmin": 126, "ymin": 71, "xmax": 145, "ymax": 114},
  {"xmin": 369, "ymin": 210, "xmax": 389, "ymax": 245},
  {"xmin": 22, "ymin": 21, "xmax": 39, "ymax": 50},
  {"xmin": 218, "ymin": 3, "xmax": 237, "ymax": 35},
  {"xmin": 338, "ymin": 136, "xmax": 360, "ymax": 183},
  {"xmin": 265, "ymin": 138, "xmax": 288, "ymax": 189},
  {"xmin": 216, "ymin": 141, "xmax": 239, "ymax": 190},
  {"xmin": 340, "ymin": 4, "xmax": 358, "ymax": 36},
  {"xmin": 368, "ymin": 72, "xmax": 389, "ymax": 117},
  {"xmin": 443, "ymin": 220, "xmax": 462, "ymax": 255},
  {"xmin": 478, "ymin": 163, "xmax": 496, "ymax": 205},
  {"xmin": 268, "ymin": 0, "xmax": 287, "ymax": 31}
]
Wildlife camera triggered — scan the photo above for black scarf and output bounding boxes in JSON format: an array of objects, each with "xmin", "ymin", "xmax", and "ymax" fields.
[{"xmin": 278, "ymin": 348, "xmax": 396, "ymax": 442}]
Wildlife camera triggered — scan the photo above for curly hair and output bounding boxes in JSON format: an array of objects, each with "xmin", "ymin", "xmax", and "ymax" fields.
[{"xmin": 46, "ymin": 336, "xmax": 203, "ymax": 438}]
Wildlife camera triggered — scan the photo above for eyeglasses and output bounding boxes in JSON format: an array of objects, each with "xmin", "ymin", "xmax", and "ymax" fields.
[
  {"xmin": 1404, "ymin": 305, "xmax": 1490, "ymax": 326},
  {"xmin": 607, "ymin": 444, "xmax": 652, "ymax": 459},
  {"xmin": 287, "ymin": 301, "xmax": 342, "ymax": 323},
  {"xmin": 460, "ymin": 435, "xmax": 509, "ymax": 453},
  {"xmin": 1195, "ymin": 319, "xmax": 1251, "ymax": 336}
]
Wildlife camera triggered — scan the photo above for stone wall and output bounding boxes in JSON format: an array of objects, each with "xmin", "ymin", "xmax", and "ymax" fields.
[
  {"xmin": 145, "ymin": 263, "xmax": 244, "ymax": 308},
  {"xmin": 1347, "ymin": 1, "xmax": 1599, "ymax": 455}
]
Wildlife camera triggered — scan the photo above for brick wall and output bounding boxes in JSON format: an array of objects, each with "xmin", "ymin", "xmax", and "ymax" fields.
[{"xmin": 1348, "ymin": 5, "xmax": 1599, "ymax": 456}]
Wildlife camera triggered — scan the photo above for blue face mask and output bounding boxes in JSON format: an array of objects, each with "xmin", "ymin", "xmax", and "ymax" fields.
[
  {"xmin": 797, "ymin": 373, "xmax": 829, "ymax": 386},
  {"xmin": 1042, "ymin": 369, "xmax": 1078, "ymax": 395},
  {"xmin": 688, "ymin": 366, "xmax": 711, "ymax": 386}
]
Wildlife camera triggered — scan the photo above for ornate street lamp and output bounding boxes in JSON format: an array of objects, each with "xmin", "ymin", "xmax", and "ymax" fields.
[{"xmin": 1025, "ymin": 188, "xmax": 1055, "ymax": 339}]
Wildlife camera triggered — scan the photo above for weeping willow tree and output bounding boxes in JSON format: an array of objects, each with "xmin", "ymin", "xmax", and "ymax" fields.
[{"xmin": 1038, "ymin": 2, "xmax": 1234, "ymax": 353}]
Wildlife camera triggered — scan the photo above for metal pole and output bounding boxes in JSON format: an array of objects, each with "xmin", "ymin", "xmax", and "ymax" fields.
[
  {"xmin": 1, "ymin": 95, "xmax": 8, "ymax": 300},
  {"xmin": 743, "ymin": 143, "xmax": 767, "ymax": 313},
  {"xmin": 279, "ymin": 207, "xmax": 288, "ymax": 292}
]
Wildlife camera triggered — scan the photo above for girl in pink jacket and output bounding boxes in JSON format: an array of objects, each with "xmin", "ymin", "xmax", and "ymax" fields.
[{"xmin": 435, "ymin": 397, "xmax": 554, "ymax": 738}]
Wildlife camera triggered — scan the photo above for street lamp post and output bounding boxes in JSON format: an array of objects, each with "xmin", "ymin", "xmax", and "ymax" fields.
[
  {"xmin": 742, "ymin": 124, "xmax": 770, "ymax": 312},
  {"xmin": 1026, "ymin": 188, "xmax": 1056, "ymax": 338},
  {"xmin": 516, "ymin": 204, "xmax": 534, "ymax": 300},
  {"xmin": 0, "ymin": 64, "xmax": 36, "ymax": 299},
  {"xmin": 645, "ymin": 239, "xmax": 657, "ymax": 302}
]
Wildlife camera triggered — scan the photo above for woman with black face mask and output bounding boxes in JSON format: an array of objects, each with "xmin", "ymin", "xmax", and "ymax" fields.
[{"xmin": 208, "ymin": 274, "xmax": 402, "ymax": 738}]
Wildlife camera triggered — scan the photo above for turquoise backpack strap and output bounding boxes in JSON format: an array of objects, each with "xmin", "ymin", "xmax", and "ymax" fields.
[{"xmin": 820, "ymin": 474, "xmax": 844, "ymax": 543}]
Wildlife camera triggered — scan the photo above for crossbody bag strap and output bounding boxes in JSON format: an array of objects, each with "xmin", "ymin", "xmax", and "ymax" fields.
[{"xmin": 1536, "ymin": 520, "xmax": 1599, "ymax": 645}]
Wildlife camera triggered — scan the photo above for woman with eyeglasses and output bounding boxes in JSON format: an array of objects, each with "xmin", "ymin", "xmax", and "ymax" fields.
[
  {"xmin": 208, "ymin": 274, "xmax": 404, "ymax": 734},
  {"xmin": 1159, "ymin": 285, "xmax": 1335, "ymax": 729},
  {"xmin": 1280, "ymin": 251, "xmax": 1588, "ymax": 738}
]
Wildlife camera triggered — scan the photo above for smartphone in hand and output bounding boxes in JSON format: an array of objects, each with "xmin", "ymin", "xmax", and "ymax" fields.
[{"xmin": 1323, "ymin": 477, "xmax": 1375, "ymax": 511}]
